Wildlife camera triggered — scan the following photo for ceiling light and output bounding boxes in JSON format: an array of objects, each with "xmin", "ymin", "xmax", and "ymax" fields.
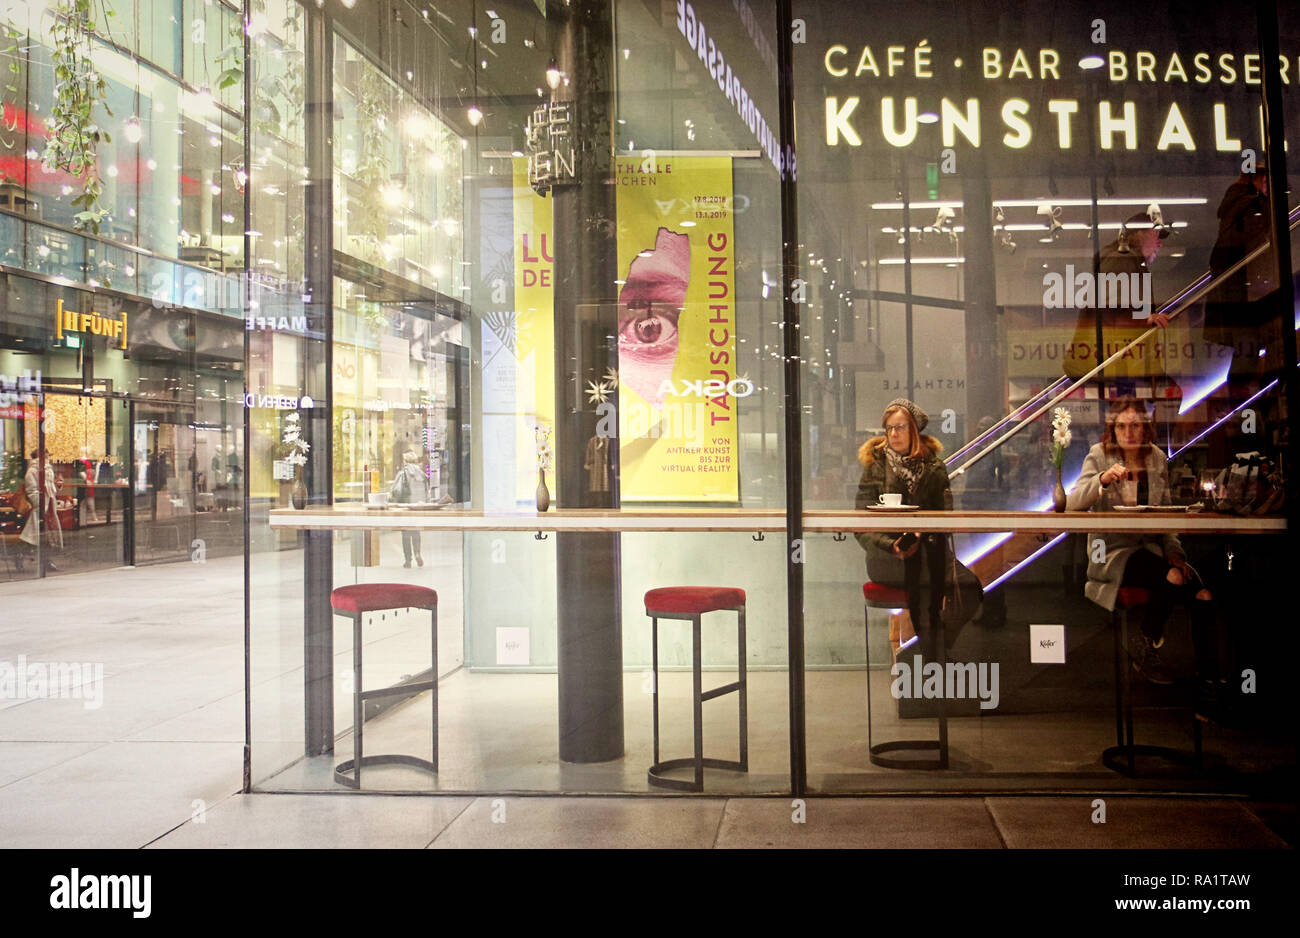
[
  {"xmin": 124, "ymin": 116, "xmax": 142, "ymax": 143},
  {"xmin": 546, "ymin": 59, "xmax": 561, "ymax": 90},
  {"xmin": 467, "ymin": 105, "xmax": 483, "ymax": 126},
  {"xmin": 1079, "ymin": 56, "xmax": 1104, "ymax": 70}
]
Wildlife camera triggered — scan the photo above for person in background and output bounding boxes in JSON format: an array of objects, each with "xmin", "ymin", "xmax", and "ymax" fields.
[
  {"xmin": 1204, "ymin": 160, "xmax": 1271, "ymax": 370},
  {"xmin": 20, "ymin": 448, "xmax": 62, "ymax": 573},
  {"xmin": 1066, "ymin": 398, "xmax": 1221, "ymax": 718},
  {"xmin": 1064, "ymin": 206, "xmax": 1174, "ymax": 394},
  {"xmin": 855, "ymin": 398, "xmax": 955, "ymax": 661},
  {"xmin": 390, "ymin": 450, "xmax": 429, "ymax": 568}
]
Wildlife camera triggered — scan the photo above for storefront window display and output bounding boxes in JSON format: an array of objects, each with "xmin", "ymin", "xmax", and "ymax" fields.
[{"xmin": 230, "ymin": 0, "xmax": 1294, "ymax": 798}]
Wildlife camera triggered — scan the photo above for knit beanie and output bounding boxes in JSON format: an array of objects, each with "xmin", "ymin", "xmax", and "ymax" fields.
[{"xmin": 885, "ymin": 398, "xmax": 928, "ymax": 432}]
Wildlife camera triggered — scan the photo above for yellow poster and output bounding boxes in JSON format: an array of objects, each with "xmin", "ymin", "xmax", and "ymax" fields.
[
  {"xmin": 615, "ymin": 155, "xmax": 739, "ymax": 502},
  {"xmin": 512, "ymin": 157, "xmax": 556, "ymax": 501}
]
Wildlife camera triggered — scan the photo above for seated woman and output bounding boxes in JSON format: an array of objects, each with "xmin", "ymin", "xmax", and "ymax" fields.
[
  {"xmin": 855, "ymin": 398, "xmax": 967, "ymax": 660},
  {"xmin": 1066, "ymin": 398, "xmax": 1218, "ymax": 704}
]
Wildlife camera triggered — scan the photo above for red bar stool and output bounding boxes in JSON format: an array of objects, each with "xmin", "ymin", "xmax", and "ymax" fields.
[
  {"xmin": 864, "ymin": 582, "xmax": 948, "ymax": 769},
  {"xmin": 330, "ymin": 583, "xmax": 439, "ymax": 789},
  {"xmin": 1102, "ymin": 587, "xmax": 1202, "ymax": 776},
  {"xmin": 644, "ymin": 586, "xmax": 748, "ymax": 792}
]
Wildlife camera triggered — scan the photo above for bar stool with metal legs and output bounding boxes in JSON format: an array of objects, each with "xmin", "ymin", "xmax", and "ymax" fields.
[
  {"xmin": 644, "ymin": 586, "xmax": 748, "ymax": 792},
  {"xmin": 330, "ymin": 583, "xmax": 439, "ymax": 789},
  {"xmin": 1101, "ymin": 587, "xmax": 1203, "ymax": 776},
  {"xmin": 864, "ymin": 582, "xmax": 948, "ymax": 769}
]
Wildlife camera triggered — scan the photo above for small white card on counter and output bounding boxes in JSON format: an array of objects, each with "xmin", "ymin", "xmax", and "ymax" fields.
[
  {"xmin": 496, "ymin": 627, "xmax": 530, "ymax": 666},
  {"xmin": 1029, "ymin": 624, "xmax": 1066, "ymax": 664}
]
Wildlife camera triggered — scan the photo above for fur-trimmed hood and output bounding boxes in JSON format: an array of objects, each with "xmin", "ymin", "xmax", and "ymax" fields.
[{"xmin": 858, "ymin": 435, "xmax": 944, "ymax": 468}]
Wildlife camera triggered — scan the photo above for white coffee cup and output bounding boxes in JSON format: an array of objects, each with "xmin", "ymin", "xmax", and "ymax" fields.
[
  {"xmin": 368, "ymin": 491, "xmax": 389, "ymax": 508},
  {"xmin": 878, "ymin": 493, "xmax": 903, "ymax": 507}
]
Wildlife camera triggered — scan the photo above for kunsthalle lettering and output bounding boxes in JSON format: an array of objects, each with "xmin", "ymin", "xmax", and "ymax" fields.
[
  {"xmin": 50, "ymin": 868, "xmax": 151, "ymax": 918},
  {"xmin": 0, "ymin": 656, "xmax": 103, "ymax": 710},
  {"xmin": 890, "ymin": 656, "xmax": 1000, "ymax": 709}
]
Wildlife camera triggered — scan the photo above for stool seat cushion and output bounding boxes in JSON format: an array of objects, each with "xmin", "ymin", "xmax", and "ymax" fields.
[
  {"xmin": 1116, "ymin": 587, "xmax": 1151, "ymax": 608},
  {"xmin": 863, "ymin": 582, "xmax": 909, "ymax": 607},
  {"xmin": 331, "ymin": 583, "xmax": 438, "ymax": 614},
  {"xmin": 645, "ymin": 586, "xmax": 745, "ymax": 614}
]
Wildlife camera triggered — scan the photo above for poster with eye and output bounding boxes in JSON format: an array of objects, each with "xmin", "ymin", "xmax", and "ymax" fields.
[
  {"xmin": 511, "ymin": 157, "xmax": 557, "ymax": 505},
  {"xmin": 615, "ymin": 155, "xmax": 739, "ymax": 502}
]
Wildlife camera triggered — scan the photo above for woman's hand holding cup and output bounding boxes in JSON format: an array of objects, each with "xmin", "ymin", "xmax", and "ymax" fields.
[{"xmin": 1100, "ymin": 462, "xmax": 1129, "ymax": 487}]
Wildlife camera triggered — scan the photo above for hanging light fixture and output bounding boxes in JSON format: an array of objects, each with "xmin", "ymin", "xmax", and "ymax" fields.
[
  {"xmin": 467, "ymin": 105, "xmax": 483, "ymax": 126},
  {"xmin": 124, "ymin": 116, "xmax": 143, "ymax": 143},
  {"xmin": 546, "ymin": 58, "xmax": 562, "ymax": 90}
]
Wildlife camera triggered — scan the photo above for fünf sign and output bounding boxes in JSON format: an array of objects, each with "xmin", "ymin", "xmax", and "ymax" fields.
[{"xmin": 55, "ymin": 298, "xmax": 127, "ymax": 350}]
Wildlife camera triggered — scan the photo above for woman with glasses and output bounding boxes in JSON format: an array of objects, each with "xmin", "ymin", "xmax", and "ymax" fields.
[
  {"xmin": 1067, "ymin": 398, "xmax": 1220, "ymax": 715},
  {"xmin": 855, "ymin": 398, "xmax": 969, "ymax": 662}
]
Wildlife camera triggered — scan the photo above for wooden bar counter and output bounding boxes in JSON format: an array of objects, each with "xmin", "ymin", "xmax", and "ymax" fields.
[{"xmin": 269, "ymin": 505, "xmax": 1285, "ymax": 535}]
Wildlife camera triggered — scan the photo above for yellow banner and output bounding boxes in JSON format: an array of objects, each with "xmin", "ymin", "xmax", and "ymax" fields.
[
  {"xmin": 512, "ymin": 158, "xmax": 556, "ymax": 501},
  {"xmin": 615, "ymin": 155, "xmax": 739, "ymax": 501}
]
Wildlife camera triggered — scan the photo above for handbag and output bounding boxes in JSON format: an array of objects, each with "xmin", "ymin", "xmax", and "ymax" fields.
[
  {"xmin": 11, "ymin": 486, "xmax": 30, "ymax": 517},
  {"xmin": 939, "ymin": 534, "xmax": 984, "ymax": 641}
]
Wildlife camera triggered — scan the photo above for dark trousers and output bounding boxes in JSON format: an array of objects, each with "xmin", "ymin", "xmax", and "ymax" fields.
[
  {"xmin": 868, "ymin": 535, "xmax": 947, "ymax": 656},
  {"xmin": 1120, "ymin": 549, "xmax": 1218, "ymax": 679},
  {"xmin": 401, "ymin": 530, "xmax": 422, "ymax": 563}
]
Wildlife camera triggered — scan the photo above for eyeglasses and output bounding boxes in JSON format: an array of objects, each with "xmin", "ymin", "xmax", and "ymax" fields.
[{"xmin": 885, "ymin": 424, "xmax": 910, "ymax": 435}]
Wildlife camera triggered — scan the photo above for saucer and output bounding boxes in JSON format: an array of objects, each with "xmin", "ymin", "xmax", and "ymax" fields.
[{"xmin": 867, "ymin": 504, "xmax": 920, "ymax": 511}]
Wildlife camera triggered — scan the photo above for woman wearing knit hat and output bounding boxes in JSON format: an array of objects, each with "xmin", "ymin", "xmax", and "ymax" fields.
[{"xmin": 854, "ymin": 398, "xmax": 974, "ymax": 660}]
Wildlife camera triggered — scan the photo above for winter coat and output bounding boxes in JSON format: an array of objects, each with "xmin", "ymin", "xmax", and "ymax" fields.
[
  {"xmin": 389, "ymin": 463, "xmax": 429, "ymax": 505},
  {"xmin": 853, "ymin": 436, "xmax": 951, "ymax": 560},
  {"xmin": 1066, "ymin": 441, "xmax": 1185, "ymax": 612},
  {"xmin": 1064, "ymin": 243, "xmax": 1163, "ymax": 381},
  {"xmin": 20, "ymin": 462, "xmax": 61, "ymax": 548}
]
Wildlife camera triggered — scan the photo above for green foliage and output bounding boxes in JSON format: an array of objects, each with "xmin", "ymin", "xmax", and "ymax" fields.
[
  {"xmin": 354, "ymin": 62, "xmax": 391, "ymax": 265},
  {"xmin": 2, "ymin": 7, "xmax": 25, "ymax": 156},
  {"xmin": 42, "ymin": 0, "xmax": 117, "ymax": 234}
]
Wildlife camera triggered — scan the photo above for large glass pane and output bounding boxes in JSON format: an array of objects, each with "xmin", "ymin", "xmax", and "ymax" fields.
[
  {"xmin": 797, "ymin": 0, "xmax": 1295, "ymax": 791},
  {"xmin": 248, "ymin": 0, "xmax": 789, "ymax": 795}
]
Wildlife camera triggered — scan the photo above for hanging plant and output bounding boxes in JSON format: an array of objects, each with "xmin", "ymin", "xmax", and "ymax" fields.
[
  {"xmin": 1, "ymin": 7, "xmax": 23, "ymax": 162},
  {"xmin": 42, "ymin": 0, "xmax": 116, "ymax": 233},
  {"xmin": 354, "ymin": 62, "xmax": 391, "ymax": 265}
]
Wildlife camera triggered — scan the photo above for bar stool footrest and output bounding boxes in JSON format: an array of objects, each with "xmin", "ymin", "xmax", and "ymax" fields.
[
  {"xmin": 334, "ymin": 754, "xmax": 438, "ymax": 789},
  {"xmin": 647, "ymin": 756, "xmax": 747, "ymax": 792},
  {"xmin": 700, "ymin": 681, "xmax": 742, "ymax": 702},
  {"xmin": 358, "ymin": 679, "xmax": 437, "ymax": 702},
  {"xmin": 869, "ymin": 739, "xmax": 948, "ymax": 770}
]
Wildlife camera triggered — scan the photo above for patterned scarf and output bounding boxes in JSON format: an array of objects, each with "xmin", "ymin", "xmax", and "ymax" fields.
[{"xmin": 884, "ymin": 445, "xmax": 929, "ymax": 500}]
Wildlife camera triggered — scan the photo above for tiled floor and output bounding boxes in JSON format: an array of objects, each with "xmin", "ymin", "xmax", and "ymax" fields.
[{"xmin": 0, "ymin": 553, "xmax": 1293, "ymax": 849}]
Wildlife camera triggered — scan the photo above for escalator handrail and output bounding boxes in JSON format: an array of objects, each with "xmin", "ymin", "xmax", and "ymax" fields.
[{"xmin": 951, "ymin": 203, "xmax": 1300, "ymax": 478}]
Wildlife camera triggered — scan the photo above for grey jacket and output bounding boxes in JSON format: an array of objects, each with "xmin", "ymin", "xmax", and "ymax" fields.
[
  {"xmin": 1066, "ymin": 442, "xmax": 1185, "ymax": 611},
  {"xmin": 389, "ymin": 464, "xmax": 429, "ymax": 504}
]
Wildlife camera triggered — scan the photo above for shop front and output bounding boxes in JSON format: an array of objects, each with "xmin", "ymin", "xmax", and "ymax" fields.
[
  {"xmin": 0, "ymin": 268, "xmax": 245, "ymax": 580},
  {"xmin": 230, "ymin": 0, "xmax": 1297, "ymax": 798}
]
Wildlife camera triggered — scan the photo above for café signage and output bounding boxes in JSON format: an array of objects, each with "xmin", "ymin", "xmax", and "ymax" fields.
[
  {"xmin": 821, "ymin": 42, "xmax": 1288, "ymax": 152},
  {"xmin": 54, "ymin": 298, "xmax": 127, "ymax": 350}
]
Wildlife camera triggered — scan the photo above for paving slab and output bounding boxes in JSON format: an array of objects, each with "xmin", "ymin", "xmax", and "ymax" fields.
[
  {"xmin": 150, "ymin": 793, "xmax": 473, "ymax": 849},
  {"xmin": 715, "ymin": 797, "xmax": 1004, "ymax": 849},
  {"xmin": 428, "ymin": 796, "xmax": 727, "ymax": 849},
  {"xmin": 985, "ymin": 797, "xmax": 1290, "ymax": 849}
]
